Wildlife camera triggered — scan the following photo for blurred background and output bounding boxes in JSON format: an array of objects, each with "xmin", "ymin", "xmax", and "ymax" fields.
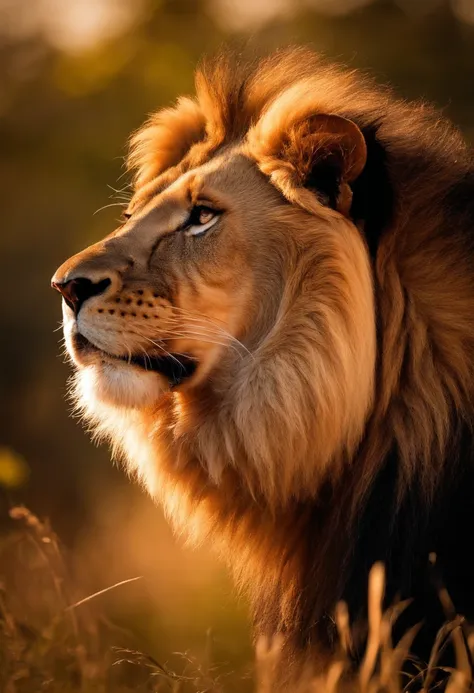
[{"xmin": 1, "ymin": 0, "xmax": 474, "ymax": 687}]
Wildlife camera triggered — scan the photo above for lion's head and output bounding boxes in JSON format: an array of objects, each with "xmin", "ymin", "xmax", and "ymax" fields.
[
  {"xmin": 52, "ymin": 50, "xmax": 378, "ymax": 505},
  {"xmin": 52, "ymin": 48, "xmax": 474, "ymax": 674}
]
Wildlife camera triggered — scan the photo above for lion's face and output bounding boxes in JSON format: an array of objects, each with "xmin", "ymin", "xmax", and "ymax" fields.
[{"xmin": 53, "ymin": 151, "xmax": 290, "ymax": 409}]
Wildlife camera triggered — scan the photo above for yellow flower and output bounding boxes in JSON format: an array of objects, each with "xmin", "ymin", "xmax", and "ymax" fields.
[{"xmin": 0, "ymin": 447, "xmax": 29, "ymax": 488}]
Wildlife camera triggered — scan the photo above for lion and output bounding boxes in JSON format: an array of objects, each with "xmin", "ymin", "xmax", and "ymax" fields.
[{"xmin": 52, "ymin": 47, "xmax": 474, "ymax": 682}]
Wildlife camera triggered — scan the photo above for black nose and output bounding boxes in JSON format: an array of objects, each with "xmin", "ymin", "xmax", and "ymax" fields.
[{"xmin": 51, "ymin": 277, "xmax": 111, "ymax": 316}]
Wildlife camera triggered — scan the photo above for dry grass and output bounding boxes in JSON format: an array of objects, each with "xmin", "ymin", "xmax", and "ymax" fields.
[{"xmin": 1, "ymin": 507, "xmax": 473, "ymax": 692}]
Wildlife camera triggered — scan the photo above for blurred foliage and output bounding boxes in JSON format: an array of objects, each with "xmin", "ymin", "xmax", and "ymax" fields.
[
  {"xmin": 0, "ymin": 507, "xmax": 254, "ymax": 692},
  {"xmin": 2, "ymin": 509, "xmax": 473, "ymax": 691},
  {"xmin": 1, "ymin": 0, "xmax": 474, "ymax": 681}
]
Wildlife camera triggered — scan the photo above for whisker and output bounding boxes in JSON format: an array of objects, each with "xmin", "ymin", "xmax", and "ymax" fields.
[
  {"xmin": 161, "ymin": 332, "xmax": 243, "ymax": 355},
  {"xmin": 129, "ymin": 324, "xmax": 238, "ymax": 358},
  {"xmin": 125, "ymin": 343, "xmax": 132, "ymax": 367},
  {"xmin": 139, "ymin": 345, "xmax": 152, "ymax": 371},
  {"xmin": 116, "ymin": 168, "xmax": 131, "ymax": 182},
  {"xmin": 167, "ymin": 318, "xmax": 253, "ymax": 358},
  {"xmin": 139, "ymin": 334, "xmax": 186, "ymax": 371},
  {"xmin": 167, "ymin": 307, "xmax": 253, "ymax": 358},
  {"xmin": 126, "ymin": 326, "xmax": 186, "ymax": 370},
  {"xmin": 162, "ymin": 318, "xmax": 233, "ymax": 336},
  {"xmin": 93, "ymin": 202, "xmax": 128, "ymax": 216},
  {"xmin": 166, "ymin": 313, "xmax": 238, "ymax": 331},
  {"xmin": 107, "ymin": 183, "xmax": 132, "ymax": 197},
  {"xmin": 170, "ymin": 305, "xmax": 228, "ymax": 327}
]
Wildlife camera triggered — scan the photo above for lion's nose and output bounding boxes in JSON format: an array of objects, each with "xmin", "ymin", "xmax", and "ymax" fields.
[{"xmin": 51, "ymin": 277, "xmax": 111, "ymax": 316}]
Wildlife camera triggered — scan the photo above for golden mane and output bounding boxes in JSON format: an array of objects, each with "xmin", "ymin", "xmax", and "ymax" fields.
[
  {"xmin": 54, "ymin": 47, "xmax": 474, "ymax": 683},
  {"xmin": 127, "ymin": 47, "xmax": 474, "ymax": 502}
]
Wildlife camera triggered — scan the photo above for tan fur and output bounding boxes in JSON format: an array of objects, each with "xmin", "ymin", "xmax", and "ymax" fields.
[{"xmin": 53, "ymin": 48, "xmax": 474, "ymax": 681}]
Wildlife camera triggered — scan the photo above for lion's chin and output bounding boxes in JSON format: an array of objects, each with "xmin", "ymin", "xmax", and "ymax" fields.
[
  {"xmin": 65, "ymin": 328, "xmax": 199, "ymax": 410},
  {"xmin": 76, "ymin": 361, "xmax": 169, "ymax": 410}
]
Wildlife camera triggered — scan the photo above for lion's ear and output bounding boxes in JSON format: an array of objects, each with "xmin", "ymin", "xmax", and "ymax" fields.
[
  {"xmin": 252, "ymin": 113, "xmax": 367, "ymax": 217},
  {"xmin": 299, "ymin": 114, "xmax": 367, "ymax": 214}
]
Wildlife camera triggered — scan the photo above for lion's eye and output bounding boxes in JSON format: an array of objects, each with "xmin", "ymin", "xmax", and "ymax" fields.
[{"xmin": 186, "ymin": 205, "xmax": 220, "ymax": 237}]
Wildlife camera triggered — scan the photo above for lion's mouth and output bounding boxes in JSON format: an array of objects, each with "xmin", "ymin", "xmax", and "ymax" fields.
[{"xmin": 72, "ymin": 332, "xmax": 197, "ymax": 387}]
